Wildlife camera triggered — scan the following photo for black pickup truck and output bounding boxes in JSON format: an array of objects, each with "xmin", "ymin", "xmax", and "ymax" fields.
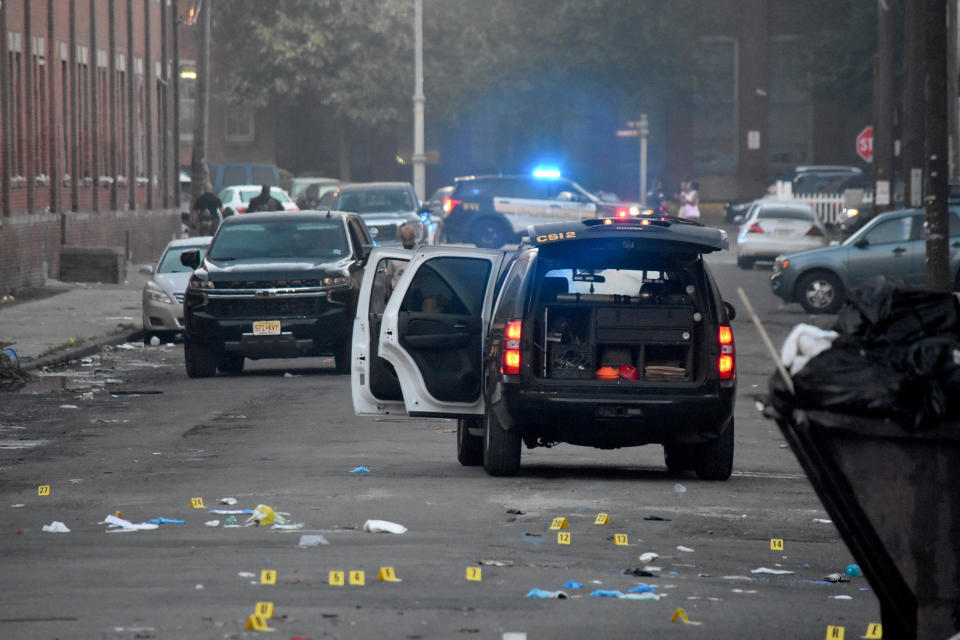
[{"xmin": 180, "ymin": 211, "xmax": 373, "ymax": 376}]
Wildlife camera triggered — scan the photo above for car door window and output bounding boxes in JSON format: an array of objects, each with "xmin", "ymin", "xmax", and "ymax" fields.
[
  {"xmin": 949, "ymin": 210, "xmax": 960, "ymax": 237},
  {"xmin": 400, "ymin": 258, "xmax": 491, "ymax": 315},
  {"xmin": 864, "ymin": 217, "xmax": 913, "ymax": 244}
]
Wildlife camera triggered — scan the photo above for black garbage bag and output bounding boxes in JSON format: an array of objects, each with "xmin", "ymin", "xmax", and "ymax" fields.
[
  {"xmin": 833, "ymin": 276, "xmax": 960, "ymax": 345},
  {"xmin": 771, "ymin": 278, "xmax": 960, "ymax": 431}
]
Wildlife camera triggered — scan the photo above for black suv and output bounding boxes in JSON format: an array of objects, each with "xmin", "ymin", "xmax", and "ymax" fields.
[
  {"xmin": 352, "ymin": 216, "xmax": 736, "ymax": 479},
  {"xmin": 440, "ymin": 174, "xmax": 639, "ymax": 249},
  {"xmin": 180, "ymin": 211, "xmax": 373, "ymax": 376}
]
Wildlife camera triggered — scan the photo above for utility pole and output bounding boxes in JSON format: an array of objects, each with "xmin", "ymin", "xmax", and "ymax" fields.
[
  {"xmin": 902, "ymin": 0, "xmax": 925, "ymax": 208},
  {"xmin": 873, "ymin": 0, "xmax": 895, "ymax": 215},
  {"xmin": 924, "ymin": 0, "xmax": 952, "ymax": 291},
  {"xmin": 948, "ymin": 0, "xmax": 959, "ymax": 178},
  {"xmin": 639, "ymin": 114, "xmax": 649, "ymax": 206},
  {"xmin": 190, "ymin": 0, "xmax": 210, "ymax": 204},
  {"xmin": 412, "ymin": 0, "xmax": 426, "ymax": 201}
]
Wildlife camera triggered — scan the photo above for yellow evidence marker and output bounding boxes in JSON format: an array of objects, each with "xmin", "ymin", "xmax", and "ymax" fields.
[
  {"xmin": 670, "ymin": 608, "xmax": 702, "ymax": 626},
  {"xmin": 38, "ymin": 485, "xmax": 51, "ymax": 496},
  {"xmin": 245, "ymin": 614, "xmax": 271, "ymax": 631},
  {"xmin": 377, "ymin": 567, "xmax": 399, "ymax": 582},
  {"xmin": 770, "ymin": 538, "xmax": 785, "ymax": 551},
  {"xmin": 826, "ymin": 626, "xmax": 845, "ymax": 640},
  {"xmin": 613, "ymin": 533, "xmax": 629, "ymax": 546},
  {"xmin": 594, "ymin": 513, "xmax": 610, "ymax": 525},
  {"xmin": 557, "ymin": 531, "xmax": 571, "ymax": 545},
  {"xmin": 189, "ymin": 497, "xmax": 205, "ymax": 509},
  {"xmin": 255, "ymin": 602, "xmax": 274, "ymax": 618},
  {"xmin": 863, "ymin": 623, "xmax": 882, "ymax": 639},
  {"xmin": 349, "ymin": 570, "xmax": 365, "ymax": 586},
  {"xmin": 260, "ymin": 570, "xmax": 276, "ymax": 585},
  {"xmin": 549, "ymin": 517, "xmax": 569, "ymax": 530},
  {"xmin": 465, "ymin": 567, "xmax": 482, "ymax": 582},
  {"xmin": 329, "ymin": 571, "xmax": 345, "ymax": 586}
]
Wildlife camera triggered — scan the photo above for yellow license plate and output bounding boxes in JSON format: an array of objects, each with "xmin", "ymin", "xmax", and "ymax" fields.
[{"xmin": 253, "ymin": 320, "xmax": 281, "ymax": 336}]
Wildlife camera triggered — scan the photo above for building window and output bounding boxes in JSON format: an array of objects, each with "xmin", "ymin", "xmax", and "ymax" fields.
[
  {"xmin": 224, "ymin": 107, "xmax": 254, "ymax": 143},
  {"xmin": 767, "ymin": 35, "xmax": 813, "ymax": 175},
  {"xmin": 692, "ymin": 37, "xmax": 738, "ymax": 176}
]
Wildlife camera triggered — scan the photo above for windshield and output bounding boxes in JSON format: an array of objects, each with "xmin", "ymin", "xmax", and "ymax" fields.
[
  {"xmin": 208, "ymin": 220, "xmax": 349, "ymax": 260},
  {"xmin": 238, "ymin": 188, "xmax": 293, "ymax": 203},
  {"xmin": 336, "ymin": 189, "xmax": 416, "ymax": 214},
  {"xmin": 543, "ymin": 267, "xmax": 685, "ymax": 296},
  {"xmin": 158, "ymin": 245, "xmax": 208, "ymax": 273}
]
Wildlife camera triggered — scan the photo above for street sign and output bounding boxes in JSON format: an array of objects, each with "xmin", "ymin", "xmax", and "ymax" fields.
[
  {"xmin": 856, "ymin": 126, "xmax": 873, "ymax": 163},
  {"xmin": 616, "ymin": 129, "xmax": 639, "ymax": 138}
]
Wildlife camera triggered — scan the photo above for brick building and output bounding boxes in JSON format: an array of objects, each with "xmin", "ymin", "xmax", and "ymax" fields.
[{"xmin": 1, "ymin": 0, "xmax": 182, "ymax": 293}]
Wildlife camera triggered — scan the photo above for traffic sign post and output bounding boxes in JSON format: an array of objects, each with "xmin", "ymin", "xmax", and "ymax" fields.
[
  {"xmin": 856, "ymin": 126, "xmax": 874, "ymax": 163},
  {"xmin": 617, "ymin": 115, "xmax": 649, "ymax": 204}
]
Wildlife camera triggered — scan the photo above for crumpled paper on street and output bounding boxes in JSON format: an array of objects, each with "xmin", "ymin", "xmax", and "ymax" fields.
[
  {"xmin": 362, "ymin": 519, "xmax": 407, "ymax": 534},
  {"xmin": 42, "ymin": 521, "xmax": 71, "ymax": 533}
]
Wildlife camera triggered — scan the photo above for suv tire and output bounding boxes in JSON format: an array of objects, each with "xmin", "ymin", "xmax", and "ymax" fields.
[
  {"xmin": 471, "ymin": 218, "xmax": 510, "ymax": 249},
  {"xmin": 797, "ymin": 271, "xmax": 843, "ymax": 314},
  {"xmin": 694, "ymin": 418, "xmax": 734, "ymax": 481},
  {"xmin": 334, "ymin": 338, "xmax": 351, "ymax": 374},
  {"xmin": 663, "ymin": 443, "xmax": 697, "ymax": 472},
  {"xmin": 482, "ymin": 406, "xmax": 521, "ymax": 476},
  {"xmin": 736, "ymin": 255, "xmax": 754, "ymax": 270},
  {"xmin": 217, "ymin": 354, "xmax": 245, "ymax": 374},
  {"xmin": 457, "ymin": 417, "xmax": 483, "ymax": 466},
  {"xmin": 185, "ymin": 342, "xmax": 217, "ymax": 378}
]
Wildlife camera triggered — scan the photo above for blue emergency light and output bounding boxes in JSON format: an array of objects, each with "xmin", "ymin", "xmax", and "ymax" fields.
[{"xmin": 532, "ymin": 167, "xmax": 562, "ymax": 179}]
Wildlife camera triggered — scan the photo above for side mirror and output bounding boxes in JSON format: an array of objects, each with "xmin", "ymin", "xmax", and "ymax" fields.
[
  {"xmin": 723, "ymin": 301, "xmax": 737, "ymax": 321},
  {"xmin": 180, "ymin": 249, "xmax": 201, "ymax": 269},
  {"xmin": 360, "ymin": 244, "xmax": 375, "ymax": 264},
  {"xmin": 854, "ymin": 237, "xmax": 869, "ymax": 249},
  {"xmin": 139, "ymin": 264, "xmax": 155, "ymax": 276},
  {"xmin": 222, "ymin": 207, "xmax": 235, "ymax": 218}
]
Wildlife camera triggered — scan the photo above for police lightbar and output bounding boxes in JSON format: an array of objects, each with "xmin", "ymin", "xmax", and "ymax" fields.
[{"xmin": 532, "ymin": 167, "xmax": 562, "ymax": 179}]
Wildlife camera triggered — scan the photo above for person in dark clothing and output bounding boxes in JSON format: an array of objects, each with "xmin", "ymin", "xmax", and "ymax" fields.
[
  {"xmin": 191, "ymin": 191, "xmax": 223, "ymax": 236},
  {"xmin": 247, "ymin": 184, "xmax": 284, "ymax": 212}
]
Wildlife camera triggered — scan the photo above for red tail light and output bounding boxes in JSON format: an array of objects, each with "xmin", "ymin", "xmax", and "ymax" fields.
[
  {"xmin": 806, "ymin": 225, "xmax": 824, "ymax": 236},
  {"xmin": 502, "ymin": 320, "xmax": 522, "ymax": 375},
  {"xmin": 747, "ymin": 222, "xmax": 764, "ymax": 234},
  {"xmin": 236, "ymin": 206, "xmax": 247, "ymax": 214},
  {"xmin": 616, "ymin": 207, "xmax": 629, "ymax": 218},
  {"xmin": 443, "ymin": 197, "xmax": 461, "ymax": 214},
  {"xmin": 718, "ymin": 325, "xmax": 735, "ymax": 380}
]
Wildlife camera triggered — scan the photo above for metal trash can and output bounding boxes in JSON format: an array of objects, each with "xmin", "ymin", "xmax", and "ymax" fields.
[{"xmin": 772, "ymin": 407, "xmax": 960, "ymax": 640}]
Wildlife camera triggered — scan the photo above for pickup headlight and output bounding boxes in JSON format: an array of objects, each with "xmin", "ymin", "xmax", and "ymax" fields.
[
  {"xmin": 145, "ymin": 283, "xmax": 174, "ymax": 305},
  {"xmin": 322, "ymin": 275, "xmax": 349, "ymax": 287},
  {"xmin": 188, "ymin": 275, "xmax": 214, "ymax": 290}
]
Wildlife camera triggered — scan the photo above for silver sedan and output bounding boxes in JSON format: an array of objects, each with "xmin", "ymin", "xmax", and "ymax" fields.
[
  {"xmin": 736, "ymin": 201, "xmax": 827, "ymax": 269},
  {"xmin": 141, "ymin": 236, "xmax": 211, "ymax": 339}
]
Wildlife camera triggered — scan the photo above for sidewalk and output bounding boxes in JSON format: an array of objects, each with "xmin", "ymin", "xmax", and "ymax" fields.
[{"xmin": 0, "ymin": 265, "xmax": 150, "ymax": 370}]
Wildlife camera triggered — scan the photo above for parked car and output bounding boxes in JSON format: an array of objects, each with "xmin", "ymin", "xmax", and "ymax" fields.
[
  {"xmin": 441, "ymin": 173, "xmax": 641, "ymax": 249},
  {"xmin": 218, "ymin": 185, "xmax": 299, "ymax": 213},
  {"xmin": 352, "ymin": 216, "xmax": 737, "ymax": 479},
  {"xmin": 179, "ymin": 211, "xmax": 374, "ymax": 376},
  {"xmin": 771, "ymin": 206, "xmax": 960, "ymax": 313},
  {"xmin": 291, "ymin": 177, "xmax": 340, "ymax": 209},
  {"xmin": 141, "ymin": 236, "xmax": 212, "ymax": 340},
  {"xmin": 209, "ymin": 163, "xmax": 280, "ymax": 194},
  {"xmin": 321, "ymin": 181, "xmax": 432, "ymax": 245},
  {"xmin": 736, "ymin": 201, "xmax": 827, "ymax": 269}
]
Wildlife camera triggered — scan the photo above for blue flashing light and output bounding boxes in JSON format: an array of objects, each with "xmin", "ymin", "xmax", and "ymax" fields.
[{"xmin": 532, "ymin": 167, "xmax": 562, "ymax": 179}]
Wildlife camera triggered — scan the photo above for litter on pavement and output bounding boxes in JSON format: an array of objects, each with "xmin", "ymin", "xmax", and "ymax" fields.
[
  {"xmin": 101, "ymin": 514, "xmax": 159, "ymax": 531},
  {"xmin": 363, "ymin": 519, "xmax": 407, "ymax": 534},
  {"xmin": 219, "ymin": 497, "xmax": 238, "ymax": 505},
  {"xmin": 562, "ymin": 581, "xmax": 583, "ymax": 589},
  {"xmin": 349, "ymin": 466, "xmax": 371, "ymax": 473},
  {"xmin": 751, "ymin": 567, "xmax": 794, "ymax": 575},
  {"xmin": 638, "ymin": 552, "xmax": 659, "ymax": 563},
  {"xmin": 526, "ymin": 589, "xmax": 568, "ymax": 599},
  {"xmin": 147, "ymin": 517, "xmax": 185, "ymax": 525},
  {"xmin": 42, "ymin": 521, "xmax": 70, "ymax": 533},
  {"xmin": 676, "ymin": 545, "xmax": 695, "ymax": 553},
  {"xmin": 298, "ymin": 534, "xmax": 329, "ymax": 546},
  {"xmin": 627, "ymin": 584, "xmax": 656, "ymax": 593},
  {"xmin": 589, "ymin": 590, "xmax": 624, "ymax": 598},
  {"xmin": 205, "ymin": 520, "xmax": 220, "ymax": 527},
  {"xmin": 246, "ymin": 504, "xmax": 292, "ymax": 527}
]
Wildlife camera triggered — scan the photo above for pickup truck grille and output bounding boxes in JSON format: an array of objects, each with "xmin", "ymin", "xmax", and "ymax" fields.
[
  {"xmin": 215, "ymin": 279, "xmax": 321, "ymax": 289},
  {"xmin": 371, "ymin": 223, "xmax": 398, "ymax": 242},
  {"xmin": 206, "ymin": 297, "xmax": 320, "ymax": 317}
]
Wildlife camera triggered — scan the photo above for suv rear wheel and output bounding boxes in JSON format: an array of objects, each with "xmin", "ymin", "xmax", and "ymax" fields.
[
  {"xmin": 736, "ymin": 255, "xmax": 755, "ymax": 270},
  {"xmin": 482, "ymin": 406, "xmax": 521, "ymax": 476},
  {"xmin": 471, "ymin": 218, "xmax": 510, "ymax": 249},
  {"xmin": 694, "ymin": 418, "xmax": 734, "ymax": 481},
  {"xmin": 457, "ymin": 417, "xmax": 483, "ymax": 466},
  {"xmin": 185, "ymin": 342, "xmax": 217, "ymax": 378}
]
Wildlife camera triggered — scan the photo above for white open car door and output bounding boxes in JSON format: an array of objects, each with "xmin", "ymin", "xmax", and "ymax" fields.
[
  {"xmin": 379, "ymin": 247, "xmax": 505, "ymax": 418},
  {"xmin": 351, "ymin": 247, "xmax": 415, "ymax": 416}
]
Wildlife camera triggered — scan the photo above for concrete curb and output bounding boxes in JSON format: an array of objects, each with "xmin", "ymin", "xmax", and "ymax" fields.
[{"xmin": 23, "ymin": 328, "xmax": 146, "ymax": 372}]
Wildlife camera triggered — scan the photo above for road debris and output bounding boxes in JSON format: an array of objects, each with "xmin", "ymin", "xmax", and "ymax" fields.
[
  {"xmin": 751, "ymin": 567, "xmax": 794, "ymax": 575},
  {"xmin": 349, "ymin": 466, "xmax": 371, "ymax": 473},
  {"xmin": 526, "ymin": 589, "xmax": 568, "ymax": 599},
  {"xmin": 298, "ymin": 534, "xmax": 329, "ymax": 547},
  {"xmin": 363, "ymin": 519, "xmax": 407, "ymax": 534},
  {"xmin": 42, "ymin": 521, "xmax": 70, "ymax": 533}
]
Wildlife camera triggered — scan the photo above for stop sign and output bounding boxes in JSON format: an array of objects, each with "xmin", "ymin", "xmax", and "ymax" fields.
[{"xmin": 856, "ymin": 126, "xmax": 874, "ymax": 163}]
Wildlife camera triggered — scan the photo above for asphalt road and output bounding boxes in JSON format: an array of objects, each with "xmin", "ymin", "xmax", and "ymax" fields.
[{"xmin": 0, "ymin": 229, "xmax": 881, "ymax": 640}]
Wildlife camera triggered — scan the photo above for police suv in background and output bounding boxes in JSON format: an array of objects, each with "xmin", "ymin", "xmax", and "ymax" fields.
[
  {"xmin": 440, "ymin": 170, "xmax": 643, "ymax": 248},
  {"xmin": 351, "ymin": 215, "xmax": 737, "ymax": 479}
]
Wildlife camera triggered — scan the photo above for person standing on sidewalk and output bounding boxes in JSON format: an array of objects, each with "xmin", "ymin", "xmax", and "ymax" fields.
[{"xmin": 678, "ymin": 180, "xmax": 701, "ymax": 220}]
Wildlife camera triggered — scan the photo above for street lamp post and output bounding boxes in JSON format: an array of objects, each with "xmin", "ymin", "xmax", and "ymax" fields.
[
  {"xmin": 412, "ymin": 0, "xmax": 426, "ymax": 201},
  {"xmin": 638, "ymin": 114, "xmax": 649, "ymax": 206}
]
